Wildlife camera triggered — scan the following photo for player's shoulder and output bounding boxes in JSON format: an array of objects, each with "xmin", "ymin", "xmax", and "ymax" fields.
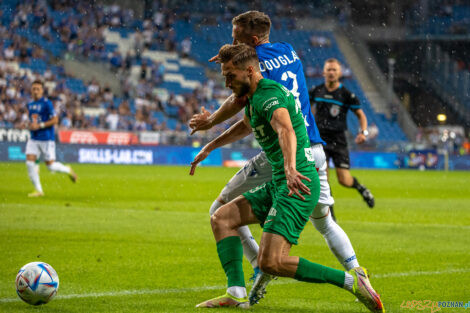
[
  {"xmin": 253, "ymin": 79, "xmax": 288, "ymax": 107},
  {"xmin": 258, "ymin": 42, "xmax": 293, "ymax": 53},
  {"xmin": 339, "ymin": 84, "xmax": 356, "ymax": 98},
  {"xmin": 42, "ymin": 97, "xmax": 54, "ymax": 107},
  {"xmin": 257, "ymin": 78, "xmax": 287, "ymax": 95},
  {"xmin": 275, "ymin": 41, "xmax": 294, "ymax": 50},
  {"xmin": 339, "ymin": 84, "xmax": 352, "ymax": 94}
]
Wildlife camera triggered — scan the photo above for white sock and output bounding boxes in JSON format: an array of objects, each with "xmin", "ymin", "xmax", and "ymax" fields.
[
  {"xmin": 47, "ymin": 162, "xmax": 71, "ymax": 174},
  {"xmin": 237, "ymin": 226, "xmax": 259, "ymax": 269},
  {"xmin": 343, "ymin": 272, "xmax": 354, "ymax": 291},
  {"xmin": 26, "ymin": 161, "xmax": 43, "ymax": 193},
  {"xmin": 210, "ymin": 199, "xmax": 260, "ymax": 269},
  {"xmin": 227, "ymin": 286, "xmax": 247, "ymax": 298},
  {"xmin": 310, "ymin": 204, "xmax": 360, "ymax": 271},
  {"xmin": 209, "ymin": 199, "xmax": 223, "ymax": 215}
]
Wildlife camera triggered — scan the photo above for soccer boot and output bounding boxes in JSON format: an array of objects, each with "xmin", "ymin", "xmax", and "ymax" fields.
[
  {"xmin": 360, "ymin": 187, "xmax": 375, "ymax": 208},
  {"xmin": 249, "ymin": 267, "xmax": 260, "ymax": 283},
  {"xmin": 68, "ymin": 166, "xmax": 78, "ymax": 183},
  {"xmin": 349, "ymin": 267, "xmax": 384, "ymax": 312},
  {"xmin": 248, "ymin": 271, "xmax": 276, "ymax": 306},
  {"xmin": 196, "ymin": 292, "xmax": 249, "ymax": 308},
  {"xmin": 28, "ymin": 190, "xmax": 44, "ymax": 197}
]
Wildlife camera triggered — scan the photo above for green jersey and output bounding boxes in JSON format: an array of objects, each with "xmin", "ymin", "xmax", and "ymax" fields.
[{"xmin": 245, "ymin": 78, "xmax": 315, "ymax": 182}]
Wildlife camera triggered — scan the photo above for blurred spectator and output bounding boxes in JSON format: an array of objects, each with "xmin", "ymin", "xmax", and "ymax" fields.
[
  {"xmin": 110, "ymin": 52, "xmax": 122, "ymax": 72},
  {"xmin": 105, "ymin": 107, "xmax": 119, "ymax": 130},
  {"xmin": 310, "ymin": 35, "xmax": 331, "ymax": 47},
  {"xmin": 181, "ymin": 37, "xmax": 192, "ymax": 58}
]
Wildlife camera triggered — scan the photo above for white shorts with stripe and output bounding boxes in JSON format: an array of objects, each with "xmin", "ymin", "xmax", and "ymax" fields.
[
  {"xmin": 220, "ymin": 144, "xmax": 334, "ymax": 207},
  {"xmin": 25, "ymin": 139, "xmax": 56, "ymax": 161}
]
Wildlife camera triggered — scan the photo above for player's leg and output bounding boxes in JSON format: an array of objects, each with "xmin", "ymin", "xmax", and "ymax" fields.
[
  {"xmin": 25, "ymin": 139, "xmax": 44, "ymax": 197},
  {"xmin": 254, "ymin": 189, "xmax": 384, "ymax": 313},
  {"xmin": 196, "ymin": 195, "xmax": 262, "ymax": 308},
  {"xmin": 322, "ymin": 145, "xmax": 337, "ymax": 220},
  {"xmin": 310, "ymin": 204, "xmax": 359, "ymax": 270},
  {"xmin": 309, "ymin": 144, "xmax": 359, "ymax": 270},
  {"xmin": 211, "ymin": 152, "xmax": 271, "ymax": 270},
  {"xmin": 332, "ymin": 147, "xmax": 375, "ymax": 208},
  {"xmin": 258, "ymin": 232, "xmax": 346, "ymax": 283},
  {"xmin": 43, "ymin": 141, "xmax": 77, "ymax": 182},
  {"xmin": 258, "ymin": 233, "xmax": 384, "ymax": 312}
]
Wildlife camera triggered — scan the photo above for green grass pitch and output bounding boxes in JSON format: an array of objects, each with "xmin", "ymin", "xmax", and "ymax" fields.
[{"xmin": 0, "ymin": 162, "xmax": 469, "ymax": 312}]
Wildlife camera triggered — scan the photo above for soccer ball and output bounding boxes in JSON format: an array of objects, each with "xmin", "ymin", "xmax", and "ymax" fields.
[{"xmin": 15, "ymin": 262, "xmax": 59, "ymax": 305}]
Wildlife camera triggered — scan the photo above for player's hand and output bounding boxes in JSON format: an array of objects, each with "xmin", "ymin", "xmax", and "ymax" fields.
[
  {"xmin": 189, "ymin": 148, "xmax": 210, "ymax": 176},
  {"xmin": 208, "ymin": 54, "xmax": 220, "ymax": 63},
  {"xmin": 30, "ymin": 122, "xmax": 40, "ymax": 131},
  {"xmin": 189, "ymin": 107, "xmax": 212, "ymax": 135},
  {"xmin": 355, "ymin": 133, "xmax": 366, "ymax": 144},
  {"xmin": 285, "ymin": 168, "xmax": 311, "ymax": 201}
]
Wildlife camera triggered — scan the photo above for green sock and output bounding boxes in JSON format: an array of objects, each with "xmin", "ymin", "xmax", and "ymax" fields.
[
  {"xmin": 216, "ymin": 236, "xmax": 245, "ymax": 288},
  {"xmin": 294, "ymin": 257, "xmax": 345, "ymax": 288}
]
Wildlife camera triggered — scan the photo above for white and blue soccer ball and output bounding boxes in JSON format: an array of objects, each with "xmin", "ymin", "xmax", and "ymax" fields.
[{"xmin": 15, "ymin": 262, "xmax": 59, "ymax": 305}]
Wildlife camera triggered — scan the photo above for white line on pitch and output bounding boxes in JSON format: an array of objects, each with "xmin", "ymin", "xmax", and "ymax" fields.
[
  {"xmin": 340, "ymin": 220, "xmax": 470, "ymax": 230},
  {"xmin": 1, "ymin": 267, "xmax": 468, "ymax": 304}
]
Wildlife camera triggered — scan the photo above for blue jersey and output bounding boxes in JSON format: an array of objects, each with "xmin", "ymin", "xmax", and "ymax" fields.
[
  {"xmin": 27, "ymin": 97, "xmax": 56, "ymax": 141},
  {"xmin": 255, "ymin": 42, "xmax": 325, "ymax": 145}
]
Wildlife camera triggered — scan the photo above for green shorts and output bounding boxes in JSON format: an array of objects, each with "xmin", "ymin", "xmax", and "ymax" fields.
[{"xmin": 243, "ymin": 169, "xmax": 320, "ymax": 245}]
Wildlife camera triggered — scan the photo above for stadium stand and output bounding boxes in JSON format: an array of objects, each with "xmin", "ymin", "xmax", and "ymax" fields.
[
  {"xmin": 0, "ymin": 0, "xmax": 409, "ymax": 145},
  {"xmin": 407, "ymin": 2, "xmax": 470, "ymax": 36}
]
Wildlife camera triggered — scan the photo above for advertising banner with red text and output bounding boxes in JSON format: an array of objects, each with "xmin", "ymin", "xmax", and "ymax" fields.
[{"xmin": 58, "ymin": 130, "xmax": 139, "ymax": 145}]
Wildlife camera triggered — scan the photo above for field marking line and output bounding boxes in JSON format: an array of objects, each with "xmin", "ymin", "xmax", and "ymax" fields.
[
  {"xmin": 1, "ymin": 268, "xmax": 469, "ymax": 303},
  {"xmin": 340, "ymin": 220, "xmax": 470, "ymax": 230}
]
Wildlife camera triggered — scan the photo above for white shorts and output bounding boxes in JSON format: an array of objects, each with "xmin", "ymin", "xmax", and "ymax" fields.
[
  {"xmin": 220, "ymin": 144, "xmax": 334, "ymax": 207},
  {"xmin": 25, "ymin": 139, "xmax": 56, "ymax": 161}
]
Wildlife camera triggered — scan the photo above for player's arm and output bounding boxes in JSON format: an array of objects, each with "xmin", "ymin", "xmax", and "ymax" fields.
[
  {"xmin": 30, "ymin": 102, "xmax": 58, "ymax": 130},
  {"xmin": 347, "ymin": 91, "xmax": 367, "ymax": 144},
  {"xmin": 270, "ymin": 108, "xmax": 311, "ymax": 201},
  {"xmin": 189, "ymin": 94, "xmax": 247, "ymax": 134},
  {"xmin": 189, "ymin": 118, "xmax": 251, "ymax": 175},
  {"xmin": 30, "ymin": 115, "xmax": 57, "ymax": 130},
  {"xmin": 353, "ymin": 108, "xmax": 368, "ymax": 144}
]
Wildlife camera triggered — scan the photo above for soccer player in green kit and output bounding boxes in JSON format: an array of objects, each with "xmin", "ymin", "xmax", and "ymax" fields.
[{"xmin": 193, "ymin": 44, "xmax": 384, "ymax": 312}]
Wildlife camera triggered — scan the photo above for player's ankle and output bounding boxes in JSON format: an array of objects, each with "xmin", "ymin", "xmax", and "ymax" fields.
[{"xmin": 227, "ymin": 286, "xmax": 247, "ymax": 298}]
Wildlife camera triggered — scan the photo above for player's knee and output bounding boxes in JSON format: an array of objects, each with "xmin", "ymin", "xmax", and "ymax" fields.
[
  {"xmin": 209, "ymin": 199, "xmax": 224, "ymax": 216},
  {"xmin": 210, "ymin": 213, "xmax": 220, "ymax": 231},
  {"xmin": 310, "ymin": 204, "xmax": 331, "ymax": 234},
  {"xmin": 338, "ymin": 176, "xmax": 349, "ymax": 186},
  {"xmin": 311, "ymin": 215, "xmax": 331, "ymax": 235},
  {"xmin": 210, "ymin": 206, "xmax": 231, "ymax": 232},
  {"xmin": 258, "ymin": 251, "xmax": 281, "ymax": 275}
]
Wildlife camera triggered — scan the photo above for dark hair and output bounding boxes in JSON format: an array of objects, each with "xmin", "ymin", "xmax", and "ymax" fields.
[
  {"xmin": 31, "ymin": 80, "xmax": 44, "ymax": 87},
  {"xmin": 218, "ymin": 43, "xmax": 258, "ymax": 68},
  {"xmin": 232, "ymin": 11, "xmax": 271, "ymax": 40}
]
